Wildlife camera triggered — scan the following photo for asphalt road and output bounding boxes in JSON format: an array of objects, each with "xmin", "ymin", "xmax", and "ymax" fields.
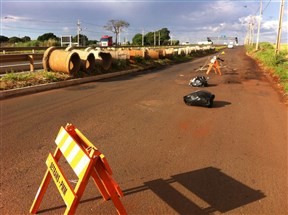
[{"xmin": 1, "ymin": 46, "xmax": 287, "ymax": 214}]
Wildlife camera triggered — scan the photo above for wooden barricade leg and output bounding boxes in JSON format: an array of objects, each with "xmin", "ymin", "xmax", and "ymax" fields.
[
  {"xmin": 214, "ymin": 61, "xmax": 222, "ymax": 75},
  {"xmin": 30, "ymin": 170, "xmax": 52, "ymax": 214},
  {"xmin": 95, "ymin": 160, "xmax": 127, "ymax": 215},
  {"xmin": 30, "ymin": 149, "xmax": 62, "ymax": 214},
  {"xmin": 206, "ymin": 63, "xmax": 213, "ymax": 75},
  {"xmin": 91, "ymin": 169, "xmax": 111, "ymax": 200}
]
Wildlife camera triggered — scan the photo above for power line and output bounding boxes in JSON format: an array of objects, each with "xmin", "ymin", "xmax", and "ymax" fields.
[
  {"xmin": 2, "ymin": 16, "xmax": 74, "ymax": 24},
  {"xmin": 3, "ymin": 24, "xmax": 76, "ymax": 31},
  {"xmin": 262, "ymin": 0, "xmax": 272, "ymax": 13}
]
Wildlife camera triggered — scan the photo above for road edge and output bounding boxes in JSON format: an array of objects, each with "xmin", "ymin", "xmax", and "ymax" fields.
[{"xmin": 0, "ymin": 68, "xmax": 141, "ymax": 100}]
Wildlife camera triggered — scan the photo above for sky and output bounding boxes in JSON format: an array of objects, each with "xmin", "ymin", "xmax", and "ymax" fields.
[{"xmin": 1, "ymin": 0, "xmax": 287, "ymax": 45}]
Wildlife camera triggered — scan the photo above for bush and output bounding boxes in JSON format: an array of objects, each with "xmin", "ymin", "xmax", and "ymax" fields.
[
  {"xmin": 134, "ymin": 56, "xmax": 145, "ymax": 64},
  {"xmin": 14, "ymin": 40, "xmax": 41, "ymax": 47},
  {"xmin": 112, "ymin": 59, "xmax": 129, "ymax": 70}
]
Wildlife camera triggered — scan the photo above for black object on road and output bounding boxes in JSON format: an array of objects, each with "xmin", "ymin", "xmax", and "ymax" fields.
[
  {"xmin": 189, "ymin": 76, "xmax": 208, "ymax": 87},
  {"xmin": 183, "ymin": 90, "xmax": 215, "ymax": 108}
]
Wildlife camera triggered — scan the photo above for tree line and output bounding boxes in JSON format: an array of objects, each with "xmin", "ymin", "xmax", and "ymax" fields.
[{"xmin": 1, "ymin": 19, "xmax": 179, "ymax": 46}]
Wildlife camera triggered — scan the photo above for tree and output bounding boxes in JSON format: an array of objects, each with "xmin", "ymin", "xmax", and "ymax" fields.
[
  {"xmin": 22, "ymin": 36, "xmax": 31, "ymax": 42},
  {"xmin": 145, "ymin": 32, "xmax": 154, "ymax": 46},
  {"xmin": 104, "ymin": 19, "xmax": 129, "ymax": 45},
  {"xmin": 158, "ymin": 28, "xmax": 170, "ymax": 45},
  {"xmin": 72, "ymin": 34, "xmax": 89, "ymax": 46},
  {"xmin": 8, "ymin": 36, "xmax": 22, "ymax": 43},
  {"xmin": 37, "ymin": 33, "xmax": 58, "ymax": 42},
  {"xmin": 132, "ymin": 33, "xmax": 143, "ymax": 46},
  {"xmin": 131, "ymin": 28, "xmax": 171, "ymax": 46},
  {"xmin": 0, "ymin": 35, "xmax": 9, "ymax": 43}
]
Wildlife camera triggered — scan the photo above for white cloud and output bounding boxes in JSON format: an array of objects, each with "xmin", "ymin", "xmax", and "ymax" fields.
[
  {"xmin": 1, "ymin": 15, "xmax": 25, "ymax": 23},
  {"xmin": 262, "ymin": 20, "xmax": 278, "ymax": 31},
  {"xmin": 63, "ymin": 27, "xmax": 70, "ymax": 32}
]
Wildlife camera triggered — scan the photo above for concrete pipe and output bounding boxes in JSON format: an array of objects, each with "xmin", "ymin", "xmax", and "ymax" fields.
[
  {"xmin": 65, "ymin": 47, "xmax": 95, "ymax": 73},
  {"xmin": 147, "ymin": 49, "xmax": 159, "ymax": 60},
  {"xmin": 129, "ymin": 49, "xmax": 147, "ymax": 59},
  {"xmin": 85, "ymin": 47, "xmax": 112, "ymax": 70},
  {"xmin": 109, "ymin": 50, "xmax": 130, "ymax": 60},
  {"xmin": 163, "ymin": 48, "xmax": 174, "ymax": 59},
  {"xmin": 43, "ymin": 47, "xmax": 81, "ymax": 75},
  {"xmin": 157, "ymin": 49, "xmax": 165, "ymax": 59}
]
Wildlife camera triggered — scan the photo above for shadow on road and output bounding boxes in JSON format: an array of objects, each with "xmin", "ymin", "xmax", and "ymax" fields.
[
  {"xmin": 39, "ymin": 167, "xmax": 265, "ymax": 214},
  {"xmin": 143, "ymin": 167, "xmax": 265, "ymax": 214},
  {"xmin": 213, "ymin": 101, "xmax": 231, "ymax": 108},
  {"xmin": 170, "ymin": 167, "xmax": 265, "ymax": 213}
]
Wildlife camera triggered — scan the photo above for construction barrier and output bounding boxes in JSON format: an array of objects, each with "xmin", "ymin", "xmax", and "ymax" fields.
[{"xmin": 30, "ymin": 123, "xmax": 127, "ymax": 215}]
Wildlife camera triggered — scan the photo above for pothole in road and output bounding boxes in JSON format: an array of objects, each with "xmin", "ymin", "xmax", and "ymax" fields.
[{"xmin": 222, "ymin": 78, "xmax": 242, "ymax": 84}]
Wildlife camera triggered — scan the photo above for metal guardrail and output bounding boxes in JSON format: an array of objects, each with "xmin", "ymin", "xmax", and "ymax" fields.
[{"xmin": 0, "ymin": 53, "xmax": 43, "ymax": 74}]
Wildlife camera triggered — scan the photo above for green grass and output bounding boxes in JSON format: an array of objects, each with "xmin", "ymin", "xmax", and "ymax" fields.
[
  {"xmin": 0, "ymin": 71, "xmax": 70, "ymax": 90},
  {"xmin": 1, "ymin": 72, "xmax": 34, "ymax": 81},
  {"xmin": 246, "ymin": 42, "xmax": 288, "ymax": 94},
  {"xmin": 273, "ymin": 43, "xmax": 288, "ymax": 52}
]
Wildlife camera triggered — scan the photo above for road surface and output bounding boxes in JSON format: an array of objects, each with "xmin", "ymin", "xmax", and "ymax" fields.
[{"xmin": 1, "ymin": 46, "xmax": 287, "ymax": 214}]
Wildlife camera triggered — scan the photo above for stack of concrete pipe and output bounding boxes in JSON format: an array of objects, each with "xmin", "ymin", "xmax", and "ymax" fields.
[
  {"xmin": 42, "ymin": 45, "xmax": 214, "ymax": 75},
  {"xmin": 43, "ymin": 46, "xmax": 114, "ymax": 75}
]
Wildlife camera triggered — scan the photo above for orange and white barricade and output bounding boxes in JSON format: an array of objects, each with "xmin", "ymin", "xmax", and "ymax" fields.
[{"xmin": 30, "ymin": 123, "xmax": 127, "ymax": 215}]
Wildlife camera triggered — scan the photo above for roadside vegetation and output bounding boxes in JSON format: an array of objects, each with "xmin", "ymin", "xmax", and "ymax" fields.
[
  {"xmin": 246, "ymin": 42, "xmax": 288, "ymax": 95},
  {"xmin": 1, "ymin": 49, "xmax": 216, "ymax": 90},
  {"xmin": 0, "ymin": 71, "xmax": 71, "ymax": 90}
]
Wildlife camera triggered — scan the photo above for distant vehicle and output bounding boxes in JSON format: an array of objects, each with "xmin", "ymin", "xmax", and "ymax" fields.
[
  {"xmin": 228, "ymin": 41, "xmax": 234, "ymax": 48},
  {"xmin": 100, "ymin": 35, "xmax": 113, "ymax": 47},
  {"xmin": 228, "ymin": 44, "xmax": 234, "ymax": 48},
  {"xmin": 181, "ymin": 42, "xmax": 190, "ymax": 45}
]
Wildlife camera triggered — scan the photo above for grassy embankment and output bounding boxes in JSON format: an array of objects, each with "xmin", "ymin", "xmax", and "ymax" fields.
[{"xmin": 246, "ymin": 42, "xmax": 288, "ymax": 95}]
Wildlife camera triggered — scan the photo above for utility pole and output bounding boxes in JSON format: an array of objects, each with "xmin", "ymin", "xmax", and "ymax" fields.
[
  {"xmin": 275, "ymin": 0, "xmax": 285, "ymax": 55},
  {"xmin": 77, "ymin": 19, "xmax": 81, "ymax": 47},
  {"xmin": 255, "ymin": 0, "xmax": 262, "ymax": 50},
  {"xmin": 119, "ymin": 29, "xmax": 121, "ymax": 45},
  {"xmin": 158, "ymin": 31, "xmax": 160, "ymax": 46},
  {"xmin": 251, "ymin": 21, "xmax": 255, "ymax": 45},
  {"xmin": 154, "ymin": 31, "xmax": 156, "ymax": 46},
  {"xmin": 248, "ymin": 22, "xmax": 252, "ymax": 45},
  {"xmin": 171, "ymin": 35, "xmax": 173, "ymax": 45},
  {"xmin": 248, "ymin": 20, "xmax": 254, "ymax": 45},
  {"xmin": 142, "ymin": 29, "xmax": 144, "ymax": 46}
]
